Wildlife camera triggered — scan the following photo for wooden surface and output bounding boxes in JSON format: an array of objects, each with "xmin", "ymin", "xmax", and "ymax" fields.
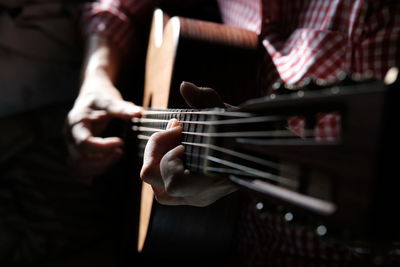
[{"xmin": 137, "ymin": 9, "xmax": 261, "ymax": 264}]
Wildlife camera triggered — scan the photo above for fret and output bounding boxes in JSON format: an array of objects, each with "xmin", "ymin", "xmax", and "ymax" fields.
[
  {"xmin": 191, "ymin": 113, "xmax": 200, "ymax": 173},
  {"xmin": 135, "ymin": 108, "xmax": 222, "ymax": 174},
  {"xmin": 134, "ymin": 104, "xmax": 347, "ymax": 201},
  {"xmin": 183, "ymin": 112, "xmax": 192, "ymax": 173},
  {"xmin": 197, "ymin": 113, "xmax": 206, "ymax": 174},
  {"xmin": 134, "ymin": 106, "xmax": 339, "ymax": 184}
]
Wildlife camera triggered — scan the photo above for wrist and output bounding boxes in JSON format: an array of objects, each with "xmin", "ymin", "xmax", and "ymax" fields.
[
  {"xmin": 81, "ymin": 35, "xmax": 121, "ymax": 86},
  {"xmin": 79, "ymin": 76, "xmax": 122, "ymax": 100},
  {"xmin": 81, "ymin": 67, "xmax": 114, "ymax": 88},
  {"xmin": 83, "ymin": 62, "xmax": 113, "ymax": 80}
]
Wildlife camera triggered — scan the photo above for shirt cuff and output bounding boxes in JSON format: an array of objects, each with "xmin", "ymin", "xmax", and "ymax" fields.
[{"xmin": 81, "ymin": 2, "xmax": 134, "ymax": 55}]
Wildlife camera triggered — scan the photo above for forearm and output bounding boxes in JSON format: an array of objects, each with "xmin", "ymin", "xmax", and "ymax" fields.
[{"xmin": 80, "ymin": 34, "xmax": 121, "ymax": 95}]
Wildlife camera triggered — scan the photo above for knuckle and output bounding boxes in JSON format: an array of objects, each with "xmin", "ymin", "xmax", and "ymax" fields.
[
  {"xmin": 164, "ymin": 180, "xmax": 178, "ymax": 196},
  {"xmin": 66, "ymin": 109, "xmax": 81, "ymax": 126},
  {"xmin": 161, "ymin": 160, "xmax": 185, "ymax": 197},
  {"xmin": 140, "ymin": 166, "xmax": 153, "ymax": 183},
  {"xmin": 164, "ymin": 174, "xmax": 184, "ymax": 197},
  {"xmin": 140, "ymin": 165, "xmax": 163, "ymax": 188}
]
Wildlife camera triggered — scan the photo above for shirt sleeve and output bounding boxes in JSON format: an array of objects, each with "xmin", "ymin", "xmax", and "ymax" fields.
[
  {"xmin": 82, "ymin": 0, "xmax": 218, "ymax": 54},
  {"xmin": 352, "ymin": 0, "xmax": 400, "ymax": 80},
  {"xmin": 81, "ymin": 0, "xmax": 158, "ymax": 54}
]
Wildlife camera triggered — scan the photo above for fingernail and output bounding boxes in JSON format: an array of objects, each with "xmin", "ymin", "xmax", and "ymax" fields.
[
  {"xmin": 166, "ymin": 118, "xmax": 180, "ymax": 129},
  {"xmin": 167, "ymin": 125, "xmax": 182, "ymax": 132}
]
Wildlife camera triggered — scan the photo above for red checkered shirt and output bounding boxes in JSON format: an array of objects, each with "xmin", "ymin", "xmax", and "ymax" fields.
[
  {"xmin": 82, "ymin": 0, "xmax": 400, "ymax": 265},
  {"xmin": 82, "ymin": 0, "xmax": 400, "ymax": 138}
]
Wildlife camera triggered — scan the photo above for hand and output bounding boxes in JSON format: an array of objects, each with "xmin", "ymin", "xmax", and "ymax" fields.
[
  {"xmin": 140, "ymin": 82, "xmax": 238, "ymax": 207},
  {"xmin": 66, "ymin": 75, "xmax": 141, "ymax": 182}
]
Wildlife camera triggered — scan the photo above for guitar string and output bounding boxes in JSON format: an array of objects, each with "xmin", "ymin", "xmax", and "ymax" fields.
[
  {"xmin": 185, "ymin": 156, "xmax": 298, "ymax": 189},
  {"xmin": 180, "ymin": 141, "xmax": 280, "ymax": 169},
  {"xmin": 136, "ymin": 139, "xmax": 298, "ymax": 177},
  {"xmin": 206, "ymin": 155, "xmax": 297, "ymax": 188},
  {"xmin": 188, "ymin": 164, "xmax": 281, "ymax": 180},
  {"xmin": 136, "ymin": 151, "xmax": 297, "ymax": 189},
  {"xmin": 137, "ymin": 134, "xmax": 299, "ymax": 188},
  {"xmin": 133, "ymin": 126, "xmax": 314, "ymax": 138},
  {"xmin": 166, "ymin": 150, "xmax": 301, "ymax": 178},
  {"xmin": 134, "ymin": 111, "xmax": 322, "ymax": 188},
  {"xmin": 133, "ymin": 112, "xmax": 314, "ymax": 138},
  {"xmin": 184, "ymin": 163, "xmax": 252, "ymax": 177},
  {"xmin": 132, "ymin": 115, "xmax": 288, "ymax": 126},
  {"xmin": 141, "ymin": 109, "xmax": 253, "ymax": 117},
  {"xmin": 135, "ymin": 124, "xmax": 316, "ymax": 171}
]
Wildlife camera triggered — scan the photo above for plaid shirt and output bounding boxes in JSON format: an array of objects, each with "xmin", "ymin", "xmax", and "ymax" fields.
[{"xmin": 82, "ymin": 0, "xmax": 400, "ymax": 265}]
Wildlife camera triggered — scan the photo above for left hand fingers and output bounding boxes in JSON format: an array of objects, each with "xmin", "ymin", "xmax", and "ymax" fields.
[
  {"xmin": 140, "ymin": 120, "xmax": 182, "ymax": 188},
  {"xmin": 152, "ymin": 186, "xmax": 186, "ymax": 206},
  {"xmin": 160, "ymin": 145, "xmax": 186, "ymax": 197},
  {"xmin": 179, "ymin": 81, "xmax": 226, "ymax": 108}
]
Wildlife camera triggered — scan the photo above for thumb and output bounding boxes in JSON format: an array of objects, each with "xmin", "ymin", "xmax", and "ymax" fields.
[
  {"xmin": 180, "ymin": 81, "xmax": 225, "ymax": 109},
  {"xmin": 96, "ymin": 97, "xmax": 142, "ymax": 118}
]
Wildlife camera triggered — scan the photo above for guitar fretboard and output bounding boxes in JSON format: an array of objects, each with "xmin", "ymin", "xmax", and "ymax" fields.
[
  {"xmin": 134, "ymin": 108, "xmax": 244, "ymax": 174},
  {"xmin": 132, "ymin": 107, "xmax": 330, "ymax": 188}
]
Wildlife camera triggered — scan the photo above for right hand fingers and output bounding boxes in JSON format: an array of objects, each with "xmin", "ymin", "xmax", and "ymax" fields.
[
  {"xmin": 94, "ymin": 98, "xmax": 142, "ymax": 119},
  {"xmin": 68, "ymin": 94, "xmax": 141, "ymax": 127},
  {"xmin": 68, "ymin": 121, "xmax": 124, "ymax": 159},
  {"xmin": 67, "ymin": 93, "xmax": 141, "ymax": 153}
]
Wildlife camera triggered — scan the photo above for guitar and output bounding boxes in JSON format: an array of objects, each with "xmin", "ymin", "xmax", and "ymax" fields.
[
  {"xmin": 133, "ymin": 8, "xmax": 262, "ymax": 265},
  {"xmin": 133, "ymin": 8, "xmax": 400, "ymax": 264}
]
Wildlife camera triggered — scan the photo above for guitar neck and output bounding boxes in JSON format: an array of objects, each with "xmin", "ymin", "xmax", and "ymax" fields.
[
  {"xmin": 132, "ymin": 75, "xmax": 400, "ymax": 243},
  {"xmin": 133, "ymin": 105, "xmax": 333, "ymax": 184},
  {"xmin": 134, "ymin": 107, "xmax": 241, "ymax": 174}
]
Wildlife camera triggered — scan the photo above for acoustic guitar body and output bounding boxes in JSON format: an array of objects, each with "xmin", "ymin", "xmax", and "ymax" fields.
[{"xmin": 136, "ymin": 9, "xmax": 261, "ymax": 266}]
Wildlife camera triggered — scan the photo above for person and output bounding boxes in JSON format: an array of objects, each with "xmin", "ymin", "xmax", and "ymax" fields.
[
  {"xmin": 0, "ymin": 0, "xmax": 134, "ymax": 265},
  {"xmin": 67, "ymin": 0, "xmax": 400, "ymax": 266}
]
